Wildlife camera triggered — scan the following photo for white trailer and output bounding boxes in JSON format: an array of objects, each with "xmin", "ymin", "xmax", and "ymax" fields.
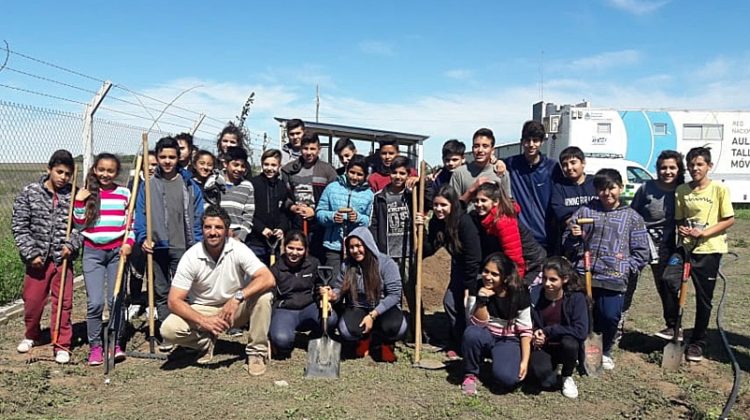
[{"xmin": 534, "ymin": 101, "xmax": 750, "ymax": 203}]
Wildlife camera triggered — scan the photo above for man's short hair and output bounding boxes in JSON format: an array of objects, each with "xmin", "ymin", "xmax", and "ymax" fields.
[
  {"xmin": 521, "ymin": 120, "xmax": 546, "ymax": 141},
  {"xmin": 378, "ymin": 135, "xmax": 398, "ymax": 148},
  {"xmin": 174, "ymin": 132, "xmax": 194, "ymax": 148},
  {"xmin": 472, "ymin": 128, "xmax": 495, "ymax": 147},
  {"xmin": 559, "ymin": 146, "xmax": 585, "ymax": 164},
  {"xmin": 261, "ymin": 148, "xmax": 282, "ymax": 163},
  {"xmin": 334, "ymin": 137, "xmax": 356, "ymax": 155},
  {"xmin": 203, "ymin": 205, "xmax": 231, "ymax": 230},
  {"xmin": 224, "ymin": 146, "xmax": 248, "ymax": 163},
  {"xmin": 286, "ymin": 119, "xmax": 305, "ymax": 132},
  {"xmin": 48, "ymin": 149, "xmax": 75, "ymax": 170},
  {"xmin": 301, "ymin": 132, "xmax": 320, "ymax": 147},
  {"xmin": 686, "ymin": 146, "xmax": 712, "ymax": 164},
  {"xmin": 155, "ymin": 136, "xmax": 179, "ymax": 154},
  {"xmin": 442, "ymin": 139, "xmax": 466, "ymax": 159},
  {"xmin": 390, "ymin": 156, "xmax": 411, "ymax": 171}
]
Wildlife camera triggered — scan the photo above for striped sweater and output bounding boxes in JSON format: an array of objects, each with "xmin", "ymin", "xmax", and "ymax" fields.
[
  {"xmin": 218, "ymin": 177, "xmax": 255, "ymax": 242},
  {"xmin": 470, "ymin": 293, "xmax": 533, "ymax": 338},
  {"xmin": 73, "ymin": 185, "xmax": 135, "ymax": 250}
]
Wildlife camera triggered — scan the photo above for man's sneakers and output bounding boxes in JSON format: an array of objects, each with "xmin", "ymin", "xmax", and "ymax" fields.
[
  {"xmin": 655, "ymin": 327, "xmax": 683, "ymax": 341},
  {"xmin": 686, "ymin": 343, "xmax": 704, "ymax": 362},
  {"xmin": 197, "ymin": 338, "xmax": 216, "ymax": 365},
  {"xmin": 602, "ymin": 355, "xmax": 615, "ymax": 370},
  {"xmin": 55, "ymin": 350, "xmax": 70, "ymax": 364},
  {"xmin": 247, "ymin": 354, "xmax": 268, "ymax": 376},
  {"xmin": 88, "ymin": 346, "xmax": 104, "ymax": 366},
  {"xmin": 16, "ymin": 338, "xmax": 36, "ymax": 353},
  {"xmin": 561, "ymin": 376, "xmax": 578, "ymax": 399},
  {"xmin": 461, "ymin": 374, "xmax": 478, "ymax": 396}
]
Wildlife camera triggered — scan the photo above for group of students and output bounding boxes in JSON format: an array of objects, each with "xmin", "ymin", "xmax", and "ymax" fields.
[{"xmin": 11, "ymin": 117, "xmax": 734, "ymax": 399}]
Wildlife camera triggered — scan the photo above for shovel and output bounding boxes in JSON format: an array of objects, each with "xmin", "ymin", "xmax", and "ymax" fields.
[
  {"xmin": 304, "ymin": 266, "xmax": 341, "ymax": 378},
  {"xmin": 662, "ymin": 247, "xmax": 691, "ymax": 370},
  {"xmin": 412, "ymin": 161, "xmax": 445, "ymax": 370},
  {"xmin": 266, "ymin": 236, "xmax": 280, "ymax": 266},
  {"xmin": 578, "ymin": 217, "xmax": 603, "ymax": 377}
]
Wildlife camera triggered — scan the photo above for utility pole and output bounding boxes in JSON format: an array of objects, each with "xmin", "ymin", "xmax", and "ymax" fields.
[{"xmin": 315, "ymin": 84, "xmax": 320, "ymax": 123}]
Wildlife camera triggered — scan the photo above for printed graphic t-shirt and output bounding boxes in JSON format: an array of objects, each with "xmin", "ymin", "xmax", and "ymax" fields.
[
  {"xmin": 293, "ymin": 166, "xmax": 316, "ymax": 208},
  {"xmin": 385, "ymin": 189, "xmax": 409, "ymax": 258},
  {"xmin": 675, "ymin": 181, "xmax": 734, "ymax": 254},
  {"xmin": 164, "ymin": 176, "xmax": 186, "ymax": 249}
]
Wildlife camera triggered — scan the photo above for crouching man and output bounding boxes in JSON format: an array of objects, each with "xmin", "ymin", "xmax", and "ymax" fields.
[{"xmin": 160, "ymin": 205, "xmax": 275, "ymax": 376}]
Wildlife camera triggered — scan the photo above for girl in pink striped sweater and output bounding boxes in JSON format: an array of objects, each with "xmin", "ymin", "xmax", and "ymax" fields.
[
  {"xmin": 460, "ymin": 253, "xmax": 532, "ymax": 396},
  {"xmin": 73, "ymin": 153, "xmax": 134, "ymax": 366}
]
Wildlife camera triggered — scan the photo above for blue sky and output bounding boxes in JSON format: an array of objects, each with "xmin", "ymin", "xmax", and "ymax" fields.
[{"xmin": 3, "ymin": 0, "xmax": 750, "ymax": 164}]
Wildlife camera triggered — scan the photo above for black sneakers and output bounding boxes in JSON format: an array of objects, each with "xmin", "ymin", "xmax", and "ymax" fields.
[{"xmin": 686, "ymin": 343, "xmax": 703, "ymax": 362}]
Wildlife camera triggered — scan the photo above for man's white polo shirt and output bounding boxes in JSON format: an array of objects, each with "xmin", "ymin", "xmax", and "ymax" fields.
[{"xmin": 171, "ymin": 238, "xmax": 266, "ymax": 307}]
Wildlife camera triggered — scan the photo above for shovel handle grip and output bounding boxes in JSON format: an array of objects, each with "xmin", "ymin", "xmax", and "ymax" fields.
[
  {"xmin": 678, "ymin": 262, "xmax": 691, "ymax": 307},
  {"xmin": 577, "ymin": 217, "xmax": 594, "ymax": 225}
]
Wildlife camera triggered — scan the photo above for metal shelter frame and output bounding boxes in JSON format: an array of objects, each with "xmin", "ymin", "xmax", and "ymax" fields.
[{"xmin": 274, "ymin": 118, "xmax": 428, "ymax": 167}]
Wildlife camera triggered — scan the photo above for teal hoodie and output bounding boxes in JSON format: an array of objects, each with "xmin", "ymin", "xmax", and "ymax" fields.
[{"xmin": 315, "ymin": 175, "xmax": 373, "ymax": 252}]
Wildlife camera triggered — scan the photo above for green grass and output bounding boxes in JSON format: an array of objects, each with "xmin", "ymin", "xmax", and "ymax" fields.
[
  {"xmin": 735, "ymin": 207, "xmax": 750, "ymax": 220},
  {"xmin": 0, "ymin": 227, "xmax": 25, "ymax": 305}
]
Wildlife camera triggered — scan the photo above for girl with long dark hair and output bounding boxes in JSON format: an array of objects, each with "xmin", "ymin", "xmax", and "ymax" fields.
[
  {"xmin": 323, "ymin": 227, "xmax": 406, "ymax": 362},
  {"xmin": 415, "ymin": 184, "xmax": 482, "ymax": 359},
  {"xmin": 73, "ymin": 153, "xmax": 133, "ymax": 366}
]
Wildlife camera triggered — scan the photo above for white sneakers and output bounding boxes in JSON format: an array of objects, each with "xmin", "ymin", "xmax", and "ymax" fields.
[
  {"xmin": 562, "ymin": 376, "xmax": 578, "ymax": 399},
  {"xmin": 126, "ymin": 304, "xmax": 142, "ymax": 321},
  {"xmin": 55, "ymin": 351, "xmax": 70, "ymax": 364},
  {"xmin": 17, "ymin": 338, "xmax": 35, "ymax": 353},
  {"xmin": 602, "ymin": 355, "xmax": 615, "ymax": 370}
]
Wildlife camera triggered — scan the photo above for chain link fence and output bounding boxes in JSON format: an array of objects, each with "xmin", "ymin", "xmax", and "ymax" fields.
[{"xmin": 0, "ymin": 99, "xmax": 227, "ymax": 232}]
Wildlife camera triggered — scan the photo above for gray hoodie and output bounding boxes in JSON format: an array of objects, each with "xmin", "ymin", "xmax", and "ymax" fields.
[{"xmin": 331, "ymin": 226, "xmax": 402, "ymax": 315}]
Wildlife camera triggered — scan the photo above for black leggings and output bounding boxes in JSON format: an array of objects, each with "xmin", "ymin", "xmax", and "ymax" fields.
[
  {"xmin": 339, "ymin": 306, "xmax": 406, "ymax": 344},
  {"xmin": 528, "ymin": 336, "xmax": 581, "ymax": 389}
]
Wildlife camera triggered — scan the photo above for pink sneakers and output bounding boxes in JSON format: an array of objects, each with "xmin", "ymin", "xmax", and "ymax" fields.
[
  {"xmin": 88, "ymin": 346, "xmax": 103, "ymax": 366},
  {"xmin": 461, "ymin": 375, "xmax": 478, "ymax": 396}
]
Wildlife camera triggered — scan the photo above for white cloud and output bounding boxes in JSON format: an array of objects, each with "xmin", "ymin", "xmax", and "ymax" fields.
[
  {"xmin": 566, "ymin": 49, "xmax": 641, "ymax": 71},
  {"xmin": 607, "ymin": 0, "xmax": 670, "ymax": 15},
  {"xmin": 90, "ymin": 53, "xmax": 750, "ymax": 164},
  {"xmin": 358, "ymin": 40, "xmax": 394, "ymax": 56},
  {"xmin": 443, "ymin": 69, "xmax": 474, "ymax": 81}
]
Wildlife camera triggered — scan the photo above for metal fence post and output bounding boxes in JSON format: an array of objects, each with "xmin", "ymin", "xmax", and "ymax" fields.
[
  {"xmin": 190, "ymin": 113, "xmax": 205, "ymax": 136},
  {"xmin": 82, "ymin": 81, "xmax": 112, "ymax": 173}
]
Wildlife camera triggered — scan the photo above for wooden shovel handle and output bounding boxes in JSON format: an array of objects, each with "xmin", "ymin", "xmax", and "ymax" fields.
[{"xmin": 678, "ymin": 262, "xmax": 691, "ymax": 308}]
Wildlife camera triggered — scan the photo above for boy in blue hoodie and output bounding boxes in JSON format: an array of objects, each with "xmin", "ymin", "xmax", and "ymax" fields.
[
  {"xmin": 549, "ymin": 146, "xmax": 597, "ymax": 254},
  {"xmin": 563, "ymin": 169, "xmax": 648, "ymax": 371},
  {"xmin": 135, "ymin": 136, "xmax": 204, "ymax": 337}
]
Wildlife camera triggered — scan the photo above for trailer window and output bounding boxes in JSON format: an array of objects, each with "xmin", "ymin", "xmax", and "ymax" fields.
[
  {"xmin": 597, "ymin": 123, "xmax": 611, "ymax": 134},
  {"xmin": 653, "ymin": 123, "xmax": 667, "ymax": 136},
  {"xmin": 627, "ymin": 167, "xmax": 653, "ymax": 183},
  {"xmin": 683, "ymin": 124, "xmax": 723, "ymax": 141}
]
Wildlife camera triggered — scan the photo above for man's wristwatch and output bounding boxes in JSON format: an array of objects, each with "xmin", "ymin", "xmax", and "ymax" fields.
[{"xmin": 233, "ymin": 291, "xmax": 245, "ymax": 303}]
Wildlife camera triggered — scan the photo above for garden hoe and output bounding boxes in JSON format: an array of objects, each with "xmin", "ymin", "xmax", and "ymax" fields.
[
  {"xmin": 103, "ymin": 154, "xmax": 142, "ymax": 376},
  {"xmin": 29, "ymin": 164, "xmax": 78, "ymax": 364},
  {"xmin": 662, "ymin": 247, "xmax": 691, "ymax": 371},
  {"xmin": 411, "ymin": 161, "xmax": 445, "ymax": 370},
  {"xmin": 126, "ymin": 134, "xmax": 167, "ymax": 361},
  {"xmin": 578, "ymin": 217, "xmax": 603, "ymax": 377},
  {"xmin": 305, "ymin": 266, "xmax": 341, "ymax": 379}
]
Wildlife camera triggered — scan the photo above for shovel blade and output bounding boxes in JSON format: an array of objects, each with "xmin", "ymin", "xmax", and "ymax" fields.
[
  {"xmin": 304, "ymin": 336, "xmax": 341, "ymax": 379},
  {"xmin": 584, "ymin": 333, "xmax": 604, "ymax": 377},
  {"xmin": 661, "ymin": 342, "xmax": 684, "ymax": 371}
]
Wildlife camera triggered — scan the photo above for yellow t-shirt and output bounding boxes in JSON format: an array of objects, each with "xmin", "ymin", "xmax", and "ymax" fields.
[{"xmin": 675, "ymin": 180, "xmax": 734, "ymax": 254}]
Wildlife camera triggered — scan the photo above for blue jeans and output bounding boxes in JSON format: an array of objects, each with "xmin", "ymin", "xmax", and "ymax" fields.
[
  {"xmin": 443, "ymin": 262, "xmax": 467, "ymax": 350},
  {"xmin": 269, "ymin": 302, "xmax": 337, "ymax": 354},
  {"xmin": 83, "ymin": 246, "xmax": 122, "ymax": 347},
  {"xmin": 592, "ymin": 288, "xmax": 624, "ymax": 355},
  {"xmin": 462, "ymin": 325, "xmax": 522, "ymax": 389}
]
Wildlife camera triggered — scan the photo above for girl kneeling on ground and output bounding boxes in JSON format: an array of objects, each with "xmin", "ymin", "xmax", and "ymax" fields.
[
  {"xmin": 528, "ymin": 257, "xmax": 588, "ymax": 399},
  {"xmin": 461, "ymin": 253, "xmax": 532, "ymax": 396},
  {"xmin": 322, "ymin": 227, "xmax": 407, "ymax": 362},
  {"xmin": 269, "ymin": 230, "xmax": 337, "ymax": 359}
]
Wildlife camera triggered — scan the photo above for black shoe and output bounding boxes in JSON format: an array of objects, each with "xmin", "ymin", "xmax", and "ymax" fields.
[
  {"xmin": 686, "ymin": 343, "xmax": 703, "ymax": 362},
  {"xmin": 654, "ymin": 327, "xmax": 683, "ymax": 341}
]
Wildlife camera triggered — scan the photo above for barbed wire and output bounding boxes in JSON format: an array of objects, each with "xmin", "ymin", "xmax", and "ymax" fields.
[
  {"xmin": 0, "ymin": 83, "xmax": 88, "ymax": 106},
  {"xmin": 0, "ymin": 45, "xmax": 105, "ymax": 84}
]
